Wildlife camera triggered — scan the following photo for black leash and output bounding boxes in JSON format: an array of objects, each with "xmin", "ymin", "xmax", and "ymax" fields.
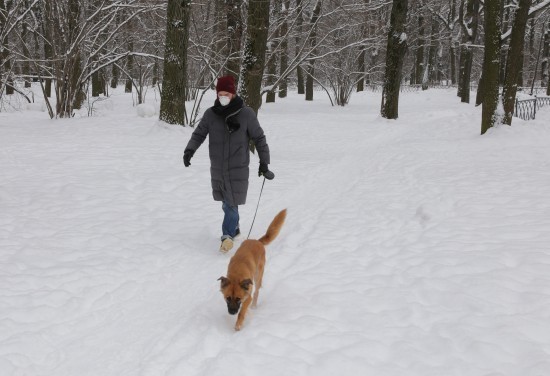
[{"xmin": 247, "ymin": 177, "xmax": 266, "ymax": 239}]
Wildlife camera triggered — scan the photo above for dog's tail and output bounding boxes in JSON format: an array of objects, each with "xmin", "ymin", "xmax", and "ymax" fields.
[{"xmin": 258, "ymin": 209, "xmax": 287, "ymax": 246}]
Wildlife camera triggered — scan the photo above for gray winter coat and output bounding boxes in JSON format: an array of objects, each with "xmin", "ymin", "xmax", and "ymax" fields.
[{"xmin": 184, "ymin": 105, "xmax": 270, "ymax": 207}]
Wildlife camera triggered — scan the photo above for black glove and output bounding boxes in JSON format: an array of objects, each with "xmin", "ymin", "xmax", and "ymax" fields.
[
  {"xmin": 183, "ymin": 150, "xmax": 194, "ymax": 167},
  {"xmin": 258, "ymin": 162, "xmax": 274, "ymax": 180}
]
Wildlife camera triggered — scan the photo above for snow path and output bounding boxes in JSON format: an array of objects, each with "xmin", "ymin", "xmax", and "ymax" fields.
[{"xmin": 1, "ymin": 90, "xmax": 550, "ymax": 376}]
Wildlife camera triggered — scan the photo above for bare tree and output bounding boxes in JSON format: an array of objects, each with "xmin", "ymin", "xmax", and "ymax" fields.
[
  {"xmin": 457, "ymin": 0, "xmax": 480, "ymax": 103},
  {"xmin": 502, "ymin": 0, "xmax": 532, "ymax": 125},
  {"xmin": 381, "ymin": 0, "xmax": 408, "ymax": 119},
  {"xmin": 1, "ymin": 0, "xmax": 39, "ymax": 98},
  {"xmin": 305, "ymin": 0, "xmax": 321, "ymax": 101},
  {"xmin": 225, "ymin": 0, "xmax": 243, "ymax": 79},
  {"xmin": 413, "ymin": 3, "xmax": 425, "ymax": 85},
  {"xmin": 0, "ymin": 0, "xmax": 13, "ymax": 96},
  {"xmin": 240, "ymin": 0, "xmax": 271, "ymax": 113},
  {"xmin": 545, "ymin": 20, "xmax": 550, "ymax": 94},
  {"xmin": 422, "ymin": 14, "xmax": 440, "ymax": 90},
  {"xmin": 266, "ymin": 0, "xmax": 282, "ymax": 103},
  {"xmin": 159, "ymin": 0, "xmax": 191, "ymax": 125},
  {"xmin": 542, "ymin": 19, "xmax": 549, "ymax": 90},
  {"xmin": 25, "ymin": 0, "xmax": 163, "ymax": 117},
  {"xmin": 481, "ymin": 0, "xmax": 502, "ymax": 135},
  {"xmin": 296, "ymin": 0, "xmax": 305, "ymax": 94},
  {"xmin": 278, "ymin": 0, "xmax": 291, "ymax": 98}
]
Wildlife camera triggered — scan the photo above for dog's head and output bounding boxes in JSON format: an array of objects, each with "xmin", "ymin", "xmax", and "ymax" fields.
[{"xmin": 218, "ymin": 276, "xmax": 253, "ymax": 315}]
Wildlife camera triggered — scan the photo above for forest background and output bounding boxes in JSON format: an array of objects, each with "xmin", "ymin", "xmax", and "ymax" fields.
[{"xmin": 1, "ymin": 0, "xmax": 550, "ymax": 132}]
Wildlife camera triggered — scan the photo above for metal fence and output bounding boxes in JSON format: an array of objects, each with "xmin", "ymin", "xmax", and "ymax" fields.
[
  {"xmin": 363, "ymin": 83, "xmax": 550, "ymax": 121},
  {"xmin": 514, "ymin": 96, "xmax": 550, "ymax": 121},
  {"xmin": 518, "ymin": 87, "xmax": 548, "ymax": 96},
  {"xmin": 537, "ymin": 96, "xmax": 550, "ymax": 109},
  {"xmin": 366, "ymin": 84, "xmax": 456, "ymax": 93},
  {"xmin": 514, "ymin": 98, "xmax": 537, "ymax": 120}
]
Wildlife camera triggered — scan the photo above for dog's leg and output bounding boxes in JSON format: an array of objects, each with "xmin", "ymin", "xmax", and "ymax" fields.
[
  {"xmin": 252, "ymin": 262, "xmax": 265, "ymax": 308},
  {"xmin": 235, "ymin": 298, "xmax": 252, "ymax": 331}
]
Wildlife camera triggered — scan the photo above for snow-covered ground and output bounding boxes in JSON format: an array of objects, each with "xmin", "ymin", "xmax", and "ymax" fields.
[{"xmin": 1, "ymin": 87, "xmax": 550, "ymax": 376}]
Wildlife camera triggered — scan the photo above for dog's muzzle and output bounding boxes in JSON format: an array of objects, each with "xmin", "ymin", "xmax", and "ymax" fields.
[{"xmin": 226, "ymin": 298, "xmax": 241, "ymax": 315}]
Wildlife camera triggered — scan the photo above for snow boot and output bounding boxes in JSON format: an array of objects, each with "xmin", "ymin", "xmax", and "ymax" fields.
[{"xmin": 220, "ymin": 237, "xmax": 234, "ymax": 253}]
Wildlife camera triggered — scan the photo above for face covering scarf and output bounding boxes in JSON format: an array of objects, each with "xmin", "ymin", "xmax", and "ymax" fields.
[{"xmin": 212, "ymin": 95, "xmax": 244, "ymax": 133}]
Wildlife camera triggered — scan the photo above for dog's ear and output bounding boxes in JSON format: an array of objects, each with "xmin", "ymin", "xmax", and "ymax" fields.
[
  {"xmin": 240, "ymin": 279, "xmax": 253, "ymax": 291},
  {"xmin": 218, "ymin": 276, "xmax": 230, "ymax": 288}
]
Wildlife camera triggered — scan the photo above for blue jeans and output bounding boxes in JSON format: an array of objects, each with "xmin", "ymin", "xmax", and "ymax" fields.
[{"xmin": 222, "ymin": 202, "xmax": 239, "ymax": 240}]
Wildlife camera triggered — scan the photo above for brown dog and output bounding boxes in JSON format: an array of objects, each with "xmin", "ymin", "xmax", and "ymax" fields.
[{"xmin": 218, "ymin": 209, "xmax": 287, "ymax": 331}]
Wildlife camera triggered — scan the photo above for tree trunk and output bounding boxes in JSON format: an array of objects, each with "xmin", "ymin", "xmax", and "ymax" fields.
[
  {"xmin": 152, "ymin": 59, "xmax": 159, "ymax": 87},
  {"xmin": 415, "ymin": 10, "xmax": 425, "ymax": 85},
  {"xmin": 475, "ymin": 64, "xmax": 484, "ymax": 106},
  {"xmin": 296, "ymin": 0, "xmax": 305, "ymax": 94},
  {"xmin": 111, "ymin": 64, "xmax": 119, "ymax": 89},
  {"xmin": 92, "ymin": 69, "xmax": 102, "ymax": 97},
  {"xmin": 528, "ymin": 18, "xmax": 536, "ymax": 85},
  {"xmin": 369, "ymin": 48, "xmax": 378, "ymax": 85},
  {"xmin": 265, "ymin": 50, "xmax": 277, "ymax": 103},
  {"xmin": 450, "ymin": 43, "xmax": 456, "ymax": 85},
  {"xmin": 450, "ymin": 0, "xmax": 457, "ymax": 85},
  {"xmin": 426, "ymin": 16, "xmax": 439, "ymax": 88},
  {"xmin": 547, "ymin": 21, "xmax": 550, "ymax": 95},
  {"xmin": 499, "ymin": 1, "xmax": 511, "ymax": 86},
  {"xmin": 48, "ymin": 0, "xmax": 83, "ymax": 118},
  {"xmin": 226, "ymin": 0, "xmax": 243, "ymax": 80},
  {"xmin": 240, "ymin": 0, "xmax": 271, "ymax": 114},
  {"xmin": 278, "ymin": 0, "xmax": 290, "ymax": 98},
  {"xmin": 21, "ymin": 18, "xmax": 32, "ymax": 88},
  {"xmin": 72, "ymin": 53, "xmax": 85, "ymax": 111},
  {"xmin": 212, "ymin": 0, "xmax": 225, "ymax": 76},
  {"xmin": 305, "ymin": 0, "xmax": 321, "ymax": 101},
  {"xmin": 0, "ymin": 0, "xmax": 14, "ymax": 95},
  {"xmin": 40, "ymin": 2, "xmax": 52, "ymax": 98},
  {"xmin": 357, "ymin": 47, "xmax": 366, "ymax": 92},
  {"xmin": 458, "ymin": 0, "xmax": 480, "ymax": 103},
  {"xmin": 125, "ymin": 41, "xmax": 134, "ymax": 93},
  {"xmin": 159, "ymin": 0, "xmax": 191, "ymax": 125},
  {"xmin": 459, "ymin": 50, "xmax": 473, "ymax": 103},
  {"xmin": 518, "ymin": 48, "xmax": 525, "ymax": 87},
  {"xmin": 44, "ymin": 39, "xmax": 53, "ymax": 98},
  {"xmin": 530, "ymin": 25, "xmax": 544, "ymax": 95},
  {"xmin": 541, "ymin": 21, "xmax": 549, "ymax": 88},
  {"xmin": 266, "ymin": 0, "xmax": 280, "ymax": 103},
  {"xmin": 357, "ymin": 5, "xmax": 370, "ymax": 93},
  {"xmin": 481, "ymin": 0, "xmax": 502, "ymax": 135},
  {"xmin": 422, "ymin": 16, "xmax": 439, "ymax": 91},
  {"xmin": 502, "ymin": 0, "xmax": 531, "ymax": 125},
  {"xmin": 380, "ymin": 0, "xmax": 408, "ymax": 120}
]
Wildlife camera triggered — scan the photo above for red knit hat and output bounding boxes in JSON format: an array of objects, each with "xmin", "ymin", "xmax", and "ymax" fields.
[{"xmin": 216, "ymin": 75, "xmax": 236, "ymax": 94}]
